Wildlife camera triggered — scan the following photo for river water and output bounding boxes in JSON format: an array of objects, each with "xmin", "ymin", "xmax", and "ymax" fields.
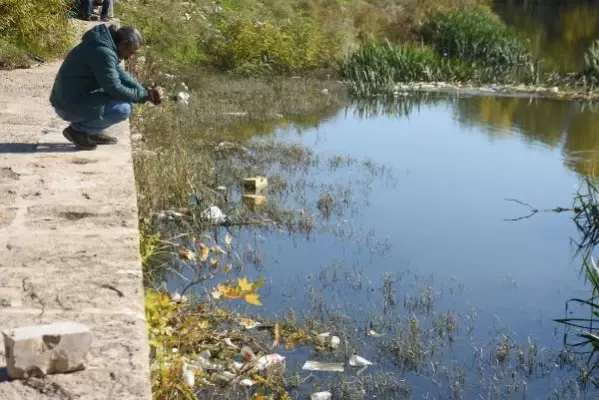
[
  {"xmin": 164, "ymin": 3, "xmax": 599, "ymax": 398},
  {"xmin": 261, "ymin": 95, "xmax": 599, "ymax": 398},
  {"xmin": 166, "ymin": 93, "xmax": 599, "ymax": 398}
]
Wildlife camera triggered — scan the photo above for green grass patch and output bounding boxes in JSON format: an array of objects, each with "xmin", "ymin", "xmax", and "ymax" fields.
[{"xmin": 0, "ymin": 0, "xmax": 74, "ymax": 69}]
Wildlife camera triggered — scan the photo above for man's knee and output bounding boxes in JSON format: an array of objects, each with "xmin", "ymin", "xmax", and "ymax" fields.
[{"xmin": 113, "ymin": 103, "xmax": 132, "ymax": 121}]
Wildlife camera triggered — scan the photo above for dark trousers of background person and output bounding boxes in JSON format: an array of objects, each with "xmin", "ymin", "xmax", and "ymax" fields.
[{"xmin": 79, "ymin": 0, "xmax": 112, "ymax": 21}]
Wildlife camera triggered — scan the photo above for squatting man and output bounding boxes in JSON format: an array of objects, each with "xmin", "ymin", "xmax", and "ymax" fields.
[{"xmin": 50, "ymin": 23, "xmax": 164, "ymax": 150}]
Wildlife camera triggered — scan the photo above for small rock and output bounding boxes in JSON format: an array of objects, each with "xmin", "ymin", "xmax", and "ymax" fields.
[
  {"xmin": 131, "ymin": 133, "xmax": 143, "ymax": 141},
  {"xmin": 3, "ymin": 322, "xmax": 93, "ymax": 379},
  {"xmin": 549, "ymin": 86, "xmax": 559, "ymax": 93}
]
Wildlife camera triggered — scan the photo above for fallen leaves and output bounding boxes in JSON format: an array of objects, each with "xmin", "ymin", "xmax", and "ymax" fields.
[
  {"xmin": 199, "ymin": 244, "xmax": 209, "ymax": 261},
  {"xmin": 212, "ymin": 277, "xmax": 265, "ymax": 306},
  {"xmin": 179, "ymin": 247, "xmax": 196, "ymax": 261},
  {"xmin": 244, "ymin": 293, "xmax": 263, "ymax": 306}
]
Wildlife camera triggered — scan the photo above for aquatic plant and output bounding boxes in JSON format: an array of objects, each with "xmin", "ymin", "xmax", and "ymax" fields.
[
  {"xmin": 421, "ymin": 8, "xmax": 532, "ymax": 81},
  {"xmin": 555, "ymin": 177, "xmax": 599, "ymax": 387},
  {"xmin": 341, "ymin": 41, "xmax": 470, "ymax": 95},
  {"xmin": 584, "ymin": 40, "xmax": 599, "ymax": 82}
]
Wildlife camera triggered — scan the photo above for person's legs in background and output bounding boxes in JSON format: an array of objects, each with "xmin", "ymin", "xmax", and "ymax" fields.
[
  {"xmin": 78, "ymin": 0, "xmax": 93, "ymax": 20},
  {"xmin": 99, "ymin": 0, "xmax": 113, "ymax": 21}
]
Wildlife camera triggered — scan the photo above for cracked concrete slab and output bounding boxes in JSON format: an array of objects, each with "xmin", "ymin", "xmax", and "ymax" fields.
[{"xmin": 0, "ymin": 60, "xmax": 151, "ymax": 397}]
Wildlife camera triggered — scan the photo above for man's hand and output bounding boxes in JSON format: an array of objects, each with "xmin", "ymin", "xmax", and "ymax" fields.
[{"xmin": 146, "ymin": 83, "xmax": 164, "ymax": 105}]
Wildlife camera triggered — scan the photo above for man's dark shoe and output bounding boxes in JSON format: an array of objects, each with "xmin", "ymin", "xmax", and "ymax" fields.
[
  {"xmin": 88, "ymin": 132, "xmax": 118, "ymax": 145},
  {"xmin": 63, "ymin": 127, "xmax": 97, "ymax": 150}
]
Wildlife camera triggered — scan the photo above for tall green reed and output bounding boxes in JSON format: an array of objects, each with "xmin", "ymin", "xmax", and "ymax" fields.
[
  {"xmin": 421, "ymin": 8, "xmax": 532, "ymax": 81},
  {"xmin": 555, "ymin": 178, "xmax": 599, "ymax": 387}
]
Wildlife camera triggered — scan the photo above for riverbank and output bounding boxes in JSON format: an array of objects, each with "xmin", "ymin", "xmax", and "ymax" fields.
[
  {"xmin": 388, "ymin": 81, "xmax": 599, "ymax": 101},
  {"xmin": 0, "ymin": 51, "xmax": 151, "ymax": 399}
]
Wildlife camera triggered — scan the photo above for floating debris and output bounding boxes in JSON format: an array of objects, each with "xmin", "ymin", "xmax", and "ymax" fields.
[
  {"xmin": 302, "ymin": 360, "xmax": 344, "ymax": 372},
  {"xmin": 238, "ymin": 317, "xmax": 261, "ymax": 330},
  {"xmin": 311, "ymin": 391, "xmax": 332, "ymax": 400},
  {"xmin": 349, "ymin": 355, "xmax": 373, "ymax": 367},
  {"xmin": 201, "ymin": 206, "xmax": 226, "ymax": 224},
  {"xmin": 171, "ymin": 292, "xmax": 188, "ymax": 303},
  {"xmin": 367, "ymin": 330, "xmax": 383, "ymax": 338},
  {"xmin": 212, "ymin": 371, "xmax": 235, "ymax": 384},
  {"xmin": 223, "ymin": 337, "xmax": 239, "ymax": 349},
  {"xmin": 330, "ymin": 336, "xmax": 340, "ymax": 349},
  {"xmin": 256, "ymin": 354, "xmax": 285, "ymax": 371},
  {"xmin": 183, "ymin": 363, "xmax": 195, "ymax": 388},
  {"xmin": 176, "ymin": 91, "xmax": 190, "ymax": 105}
]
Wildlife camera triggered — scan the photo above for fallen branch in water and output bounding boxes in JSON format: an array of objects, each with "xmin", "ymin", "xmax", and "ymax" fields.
[{"xmin": 504, "ymin": 198, "xmax": 579, "ymax": 221}]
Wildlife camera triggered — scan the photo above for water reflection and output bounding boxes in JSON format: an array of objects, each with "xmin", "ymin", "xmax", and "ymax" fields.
[
  {"xmin": 350, "ymin": 93, "xmax": 599, "ymax": 178},
  {"xmin": 455, "ymin": 96, "xmax": 599, "ymax": 177},
  {"xmin": 494, "ymin": 0, "xmax": 599, "ymax": 72}
]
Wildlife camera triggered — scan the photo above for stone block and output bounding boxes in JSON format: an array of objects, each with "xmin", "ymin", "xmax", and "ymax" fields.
[
  {"xmin": 3, "ymin": 321, "xmax": 93, "ymax": 379},
  {"xmin": 243, "ymin": 177, "xmax": 268, "ymax": 192},
  {"xmin": 242, "ymin": 194, "xmax": 268, "ymax": 210}
]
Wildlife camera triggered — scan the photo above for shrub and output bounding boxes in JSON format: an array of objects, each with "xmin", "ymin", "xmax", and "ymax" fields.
[
  {"xmin": 0, "ymin": 0, "xmax": 73, "ymax": 65},
  {"xmin": 421, "ymin": 8, "xmax": 532, "ymax": 80},
  {"xmin": 204, "ymin": 13, "xmax": 339, "ymax": 73},
  {"xmin": 116, "ymin": 0, "xmax": 207, "ymax": 70}
]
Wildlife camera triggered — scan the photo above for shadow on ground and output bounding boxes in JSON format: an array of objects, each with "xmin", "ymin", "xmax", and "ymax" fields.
[{"xmin": 0, "ymin": 143, "xmax": 79, "ymax": 154}]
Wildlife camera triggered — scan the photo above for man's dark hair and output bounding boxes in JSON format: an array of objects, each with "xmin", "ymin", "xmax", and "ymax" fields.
[{"xmin": 108, "ymin": 24, "xmax": 142, "ymax": 51}]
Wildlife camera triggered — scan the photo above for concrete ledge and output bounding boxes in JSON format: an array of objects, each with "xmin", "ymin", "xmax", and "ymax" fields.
[{"xmin": 0, "ymin": 64, "xmax": 151, "ymax": 398}]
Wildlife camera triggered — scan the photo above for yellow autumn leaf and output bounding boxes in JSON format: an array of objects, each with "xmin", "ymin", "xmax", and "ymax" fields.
[
  {"xmin": 179, "ymin": 247, "xmax": 196, "ymax": 261},
  {"xmin": 223, "ymin": 264, "xmax": 232, "ymax": 273},
  {"xmin": 237, "ymin": 277, "xmax": 253, "ymax": 292},
  {"xmin": 217, "ymin": 284, "xmax": 244, "ymax": 299},
  {"xmin": 225, "ymin": 233, "xmax": 232, "ymax": 246},
  {"xmin": 211, "ymin": 289, "xmax": 222, "ymax": 300},
  {"xmin": 199, "ymin": 244, "xmax": 209, "ymax": 261},
  {"xmin": 210, "ymin": 258, "xmax": 219, "ymax": 269},
  {"xmin": 244, "ymin": 293, "xmax": 263, "ymax": 306},
  {"xmin": 198, "ymin": 320, "xmax": 210, "ymax": 329}
]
